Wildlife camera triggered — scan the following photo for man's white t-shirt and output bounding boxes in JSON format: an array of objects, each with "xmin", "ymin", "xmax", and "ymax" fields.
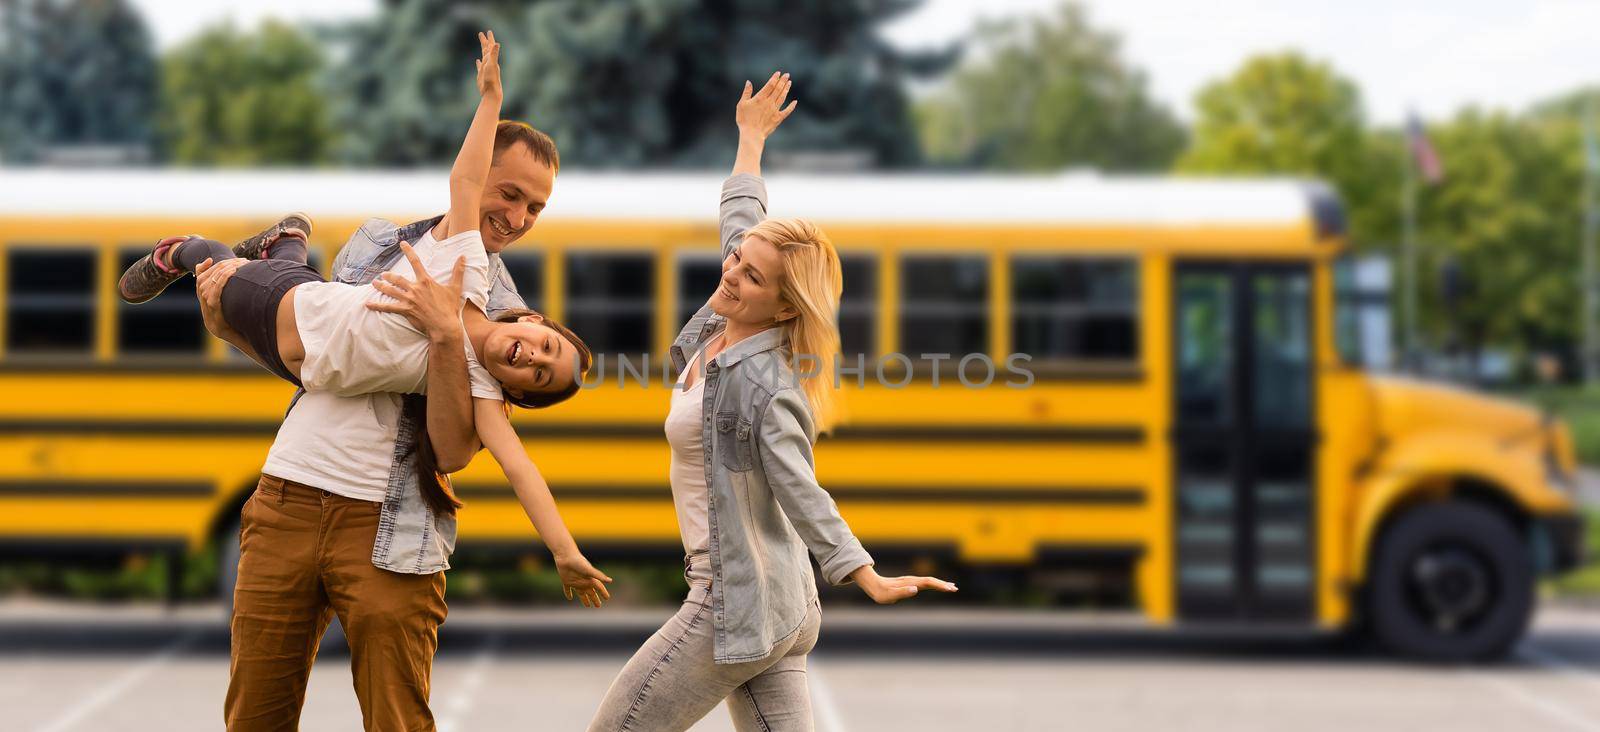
[
  {"xmin": 293, "ymin": 228, "xmax": 501, "ymax": 400},
  {"xmin": 263, "ymin": 227, "xmax": 501, "ymax": 502}
]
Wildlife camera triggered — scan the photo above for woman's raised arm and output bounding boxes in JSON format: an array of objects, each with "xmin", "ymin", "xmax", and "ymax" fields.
[
  {"xmin": 731, "ymin": 71, "xmax": 795, "ymax": 178},
  {"xmin": 718, "ymin": 73, "xmax": 795, "ymax": 259}
]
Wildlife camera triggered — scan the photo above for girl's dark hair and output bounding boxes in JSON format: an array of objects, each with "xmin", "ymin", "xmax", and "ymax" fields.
[
  {"xmin": 411, "ymin": 309, "xmax": 592, "ymax": 516},
  {"xmin": 410, "ymin": 394, "xmax": 464, "ymax": 517}
]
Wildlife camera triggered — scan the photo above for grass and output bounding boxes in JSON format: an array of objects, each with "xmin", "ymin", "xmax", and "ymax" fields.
[{"xmin": 1549, "ymin": 508, "xmax": 1600, "ymax": 597}]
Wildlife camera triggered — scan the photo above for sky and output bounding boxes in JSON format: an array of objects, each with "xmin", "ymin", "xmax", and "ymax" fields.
[{"xmin": 130, "ymin": 0, "xmax": 1600, "ymax": 126}]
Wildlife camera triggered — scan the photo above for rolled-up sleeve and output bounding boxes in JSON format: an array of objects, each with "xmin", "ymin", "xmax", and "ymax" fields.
[
  {"xmin": 720, "ymin": 174, "xmax": 769, "ymax": 259},
  {"xmin": 756, "ymin": 388, "xmax": 873, "ymax": 585}
]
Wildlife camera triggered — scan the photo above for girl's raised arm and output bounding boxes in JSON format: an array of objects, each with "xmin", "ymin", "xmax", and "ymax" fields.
[{"xmin": 443, "ymin": 31, "xmax": 503, "ymax": 240}]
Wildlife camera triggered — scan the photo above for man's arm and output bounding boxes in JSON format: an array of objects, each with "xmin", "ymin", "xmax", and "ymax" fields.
[
  {"xmin": 368, "ymin": 244, "xmax": 480, "ymax": 470},
  {"xmin": 440, "ymin": 31, "xmax": 501, "ymax": 241}
]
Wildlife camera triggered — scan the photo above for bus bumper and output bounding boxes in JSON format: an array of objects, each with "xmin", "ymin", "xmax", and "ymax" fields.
[{"xmin": 1536, "ymin": 513, "xmax": 1587, "ymax": 574}]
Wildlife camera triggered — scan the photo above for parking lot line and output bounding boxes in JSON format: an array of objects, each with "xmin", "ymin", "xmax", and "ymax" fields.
[
  {"xmin": 809, "ymin": 657, "xmax": 849, "ymax": 732},
  {"xmin": 437, "ymin": 632, "xmax": 500, "ymax": 732},
  {"xmin": 1470, "ymin": 670, "xmax": 1600, "ymax": 732},
  {"xmin": 31, "ymin": 629, "xmax": 200, "ymax": 732}
]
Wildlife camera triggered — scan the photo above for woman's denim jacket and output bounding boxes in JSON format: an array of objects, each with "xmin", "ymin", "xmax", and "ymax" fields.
[
  {"xmin": 284, "ymin": 214, "xmax": 527, "ymax": 575},
  {"xmin": 671, "ymin": 174, "xmax": 875, "ymax": 664}
]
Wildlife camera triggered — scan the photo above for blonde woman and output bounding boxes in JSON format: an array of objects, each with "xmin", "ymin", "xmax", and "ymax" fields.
[{"xmin": 587, "ymin": 73, "xmax": 957, "ymax": 732}]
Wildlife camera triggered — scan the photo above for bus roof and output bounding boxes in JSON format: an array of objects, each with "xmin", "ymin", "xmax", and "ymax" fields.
[{"xmin": 0, "ymin": 168, "xmax": 1341, "ymax": 234}]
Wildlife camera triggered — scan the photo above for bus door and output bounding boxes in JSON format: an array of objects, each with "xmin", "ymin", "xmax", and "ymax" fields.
[{"xmin": 1172, "ymin": 262, "xmax": 1316, "ymax": 622}]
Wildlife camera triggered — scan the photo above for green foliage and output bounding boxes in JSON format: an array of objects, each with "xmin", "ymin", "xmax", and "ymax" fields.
[
  {"xmin": 1178, "ymin": 52, "xmax": 1394, "ymax": 243},
  {"xmin": 1175, "ymin": 52, "xmax": 1600, "ymax": 365},
  {"xmin": 159, "ymin": 21, "xmax": 337, "ymax": 165},
  {"xmin": 1411, "ymin": 109, "xmax": 1583, "ymax": 359},
  {"xmin": 0, "ymin": 0, "xmax": 159, "ymax": 162},
  {"xmin": 915, "ymin": 2, "xmax": 1184, "ymax": 171},
  {"xmin": 330, "ymin": 0, "xmax": 942, "ymax": 167}
]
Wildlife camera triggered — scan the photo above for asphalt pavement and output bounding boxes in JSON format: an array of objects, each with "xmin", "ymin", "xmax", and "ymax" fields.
[{"xmin": 6, "ymin": 600, "xmax": 1600, "ymax": 731}]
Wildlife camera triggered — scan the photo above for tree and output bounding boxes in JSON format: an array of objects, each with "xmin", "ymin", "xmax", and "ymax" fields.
[
  {"xmin": 0, "ymin": 0, "xmax": 159, "ymax": 163},
  {"xmin": 1177, "ymin": 52, "xmax": 1396, "ymax": 243},
  {"xmin": 159, "ymin": 21, "xmax": 337, "ymax": 165},
  {"xmin": 914, "ymin": 2, "xmax": 1184, "ymax": 171},
  {"xmin": 1403, "ymin": 109, "xmax": 1580, "ymax": 365},
  {"xmin": 329, "ymin": 0, "xmax": 945, "ymax": 167}
]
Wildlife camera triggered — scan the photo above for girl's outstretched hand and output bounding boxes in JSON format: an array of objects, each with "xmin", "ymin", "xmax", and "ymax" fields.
[
  {"xmin": 736, "ymin": 71, "xmax": 796, "ymax": 141},
  {"xmin": 556, "ymin": 551, "xmax": 614, "ymax": 609},
  {"xmin": 850, "ymin": 565, "xmax": 958, "ymax": 605},
  {"xmin": 476, "ymin": 30, "xmax": 501, "ymax": 101}
]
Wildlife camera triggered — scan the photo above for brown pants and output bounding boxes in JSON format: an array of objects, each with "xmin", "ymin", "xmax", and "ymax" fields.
[{"xmin": 225, "ymin": 474, "xmax": 447, "ymax": 731}]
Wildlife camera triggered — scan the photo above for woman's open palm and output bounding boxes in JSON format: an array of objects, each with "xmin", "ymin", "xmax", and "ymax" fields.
[{"xmin": 736, "ymin": 71, "xmax": 796, "ymax": 140}]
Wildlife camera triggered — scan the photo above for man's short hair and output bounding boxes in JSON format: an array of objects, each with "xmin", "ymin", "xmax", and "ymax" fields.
[{"xmin": 493, "ymin": 121, "xmax": 560, "ymax": 174}]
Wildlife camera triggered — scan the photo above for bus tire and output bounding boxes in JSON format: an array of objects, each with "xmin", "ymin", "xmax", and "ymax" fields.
[{"xmin": 1368, "ymin": 502, "xmax": 1533, "ymax": 662}]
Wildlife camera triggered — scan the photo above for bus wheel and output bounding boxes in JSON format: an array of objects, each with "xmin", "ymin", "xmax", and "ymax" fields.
[{"xmin": 1368, "ymin": 502, "xmax": 1533, "ymax": 662}]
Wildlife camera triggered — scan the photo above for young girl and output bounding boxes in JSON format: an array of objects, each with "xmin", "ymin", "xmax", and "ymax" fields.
[
  {"xmin": 588, "ymin": 72, "xmax": 957, "ymax": 732},
  {"xmin": 117, "ymin": 31, "xmax": 613, "ymax": 607}
]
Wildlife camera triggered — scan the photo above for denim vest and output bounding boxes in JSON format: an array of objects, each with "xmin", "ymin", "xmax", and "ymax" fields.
[
  {"xmin": 285, "ymin": 215, "xmax": 528, "ymax": 575},
  {"xmin": 670, "ymin": 175, "xmax": 874, "ymax": 663}
]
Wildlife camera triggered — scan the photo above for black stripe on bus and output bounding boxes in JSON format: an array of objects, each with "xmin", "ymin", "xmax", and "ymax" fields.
[
  {"xmin": 460, "ymin": 483, "xmax": 1146, "ymax": 505},
  {"xmin": 0, "ymin": 362, "xmax": 270, "ymax": 375},
  {"xmin": 2, "ymin": 361, "xmax": 1148, "ymax": 382},
  {"xmin": 0, "ymin": 421, "xmax": 1146, "ymax": 444},
  {"xmin": 0, "ymin": 481, "xmax": 214, "ymax": 498},
  {"xmin": 0, "ymin": 537, "xmax": 190, "ymax": 557}
]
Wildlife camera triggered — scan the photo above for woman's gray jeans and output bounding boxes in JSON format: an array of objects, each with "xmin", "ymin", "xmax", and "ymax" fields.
[{"xmin": 587, "ymin": 554, "xmax": 822, "ymax": 732}]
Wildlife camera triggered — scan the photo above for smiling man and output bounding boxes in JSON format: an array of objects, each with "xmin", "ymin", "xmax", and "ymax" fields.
[
  {"xmin": 195, "ymin": 118, "xmax": 561, "ymax": 732},
  {"xmin": 475, "ymin": 122, "xmax": 554, "ymax": 252}
]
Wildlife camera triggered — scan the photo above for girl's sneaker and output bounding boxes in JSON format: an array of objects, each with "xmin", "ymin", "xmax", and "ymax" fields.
[
  {"xmin": 232, "ymin": 212, "xmax": 314, "ymax": 260},
  {"xmin": 118, "ymin": 235, "xmax": 193, "ymax": 304}
]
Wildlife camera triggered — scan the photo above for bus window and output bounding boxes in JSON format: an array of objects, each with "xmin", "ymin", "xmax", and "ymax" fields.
[
  {"xmin": 499, "ymin": 252, "xmax": 544, "ymax": 311},
  {"xmin": 1334, "ymin": 254, "xmax": 1393, "ymax": 370},
  {"xmin": 1011, "ymin": 256, "xmax": 1138, "ymax": 364},
  {"xmin": 117, "ymin": 248, "xmax": 204, "ymax": 355},
  {"xmin": 900, "ymin": 255, "xmax": 987, "ymax": 358},
  {"xmin": 1252, "ymin": 271, "xmax": 1312, "ymax": 427},
  {"xmin": 839, "ymin": 253, "xmax": 877, "ymax": 358},
  {"xmin": 6, "ymin": 248, "xmax": 96, "ymax": 354},
  {"xmin": 565, "ymin": 252, "xmax": 654, "ymax": 360},
  {"xmin": 676, "ymin": 253, "xmax": 722, "ymax": 328}
]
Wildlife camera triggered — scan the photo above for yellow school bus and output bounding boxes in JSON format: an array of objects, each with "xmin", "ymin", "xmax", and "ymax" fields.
[{"xmin": 0, "ymin": 168, "xmax": 1584, "ymax": 660}]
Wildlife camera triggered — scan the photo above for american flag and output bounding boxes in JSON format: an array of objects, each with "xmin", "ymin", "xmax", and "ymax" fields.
[{"xmin": 1407, "ymin": 113, "xmax": 1444, "ymax": 184}]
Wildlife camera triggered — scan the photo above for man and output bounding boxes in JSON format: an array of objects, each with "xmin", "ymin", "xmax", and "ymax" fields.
[{"xmin": 196, "ymin": 119, "xmax": 561, "ymax": 731}]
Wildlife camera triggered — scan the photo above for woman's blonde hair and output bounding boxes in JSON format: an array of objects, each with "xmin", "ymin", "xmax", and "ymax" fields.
[{"xmin": 742, "ymin": 217, "xmax": 844, "ymax": 434}]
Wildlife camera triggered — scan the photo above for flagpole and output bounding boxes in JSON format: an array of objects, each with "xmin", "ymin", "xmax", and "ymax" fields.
[
  {"xmin": 1402, "ymin": 130, "xmax": 1418, "ymax": 373},
  {"xmin": 1585, "ymin": 95, "xmax": 1599, "ymax": 384}
]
